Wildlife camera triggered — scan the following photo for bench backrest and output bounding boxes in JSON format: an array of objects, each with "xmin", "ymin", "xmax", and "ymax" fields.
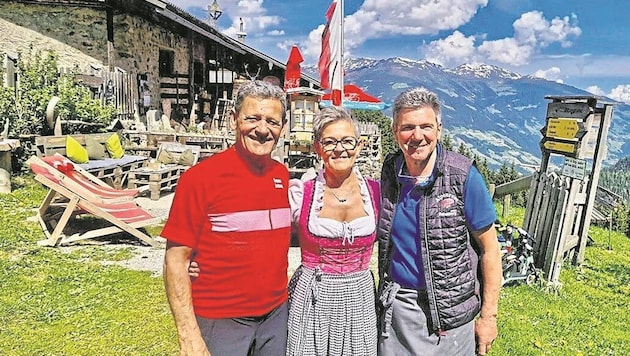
[{"xmin": 34, "ymin": 133, "xmax": 116, "ymax": 157}]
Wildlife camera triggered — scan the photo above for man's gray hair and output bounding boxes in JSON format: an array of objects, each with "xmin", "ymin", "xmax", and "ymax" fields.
[
  {"xmin": 234, "ymin": 80, "xmax": 288, "ymax": 121},
  {"xmin": 312, "ymin": 106, "xmax": 361, "ymax": 143},
  {"xmin": 392, "ymin": 87, "xmax": 442, "ymax": 130}
]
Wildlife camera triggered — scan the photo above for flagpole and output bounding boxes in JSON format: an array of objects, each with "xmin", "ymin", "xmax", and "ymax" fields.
[
  {"xmin": 339, "ymin": 0, "xmax": 344, "ymax": 106},
  {"xmin": 318, "ymin": 0, "xmax": 344, "ymax": 107}
]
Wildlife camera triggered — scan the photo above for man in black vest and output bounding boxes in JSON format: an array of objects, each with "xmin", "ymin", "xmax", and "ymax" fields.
[{"xmin": 377, "ymin": 87, "xmax": 502, "ymax": 355}]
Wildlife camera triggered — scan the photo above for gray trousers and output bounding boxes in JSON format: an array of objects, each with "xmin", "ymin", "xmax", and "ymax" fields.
[
  {"xmin": 378, "ymin": 287, "xmax": 475, "ymax": 356},
  {"xmin": 196, "ymin": 301, "xmax": 288, "ymax": 356}
]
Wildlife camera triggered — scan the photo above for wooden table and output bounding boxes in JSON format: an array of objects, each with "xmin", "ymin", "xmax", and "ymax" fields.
[{"xmin": 127, "ymin": 165, "xmax": 184, "ymax": 200}]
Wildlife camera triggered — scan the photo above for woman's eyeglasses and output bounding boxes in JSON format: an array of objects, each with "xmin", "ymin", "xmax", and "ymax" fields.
[{"xmin": 319, "ymin": 137, "xmax": 359, "ymax": 151}]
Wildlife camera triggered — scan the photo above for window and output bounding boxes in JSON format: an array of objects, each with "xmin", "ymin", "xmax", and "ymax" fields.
[
  {"xmin": 159, "ymin": 49, "xmax": 174, "ymax": 77},
  {"xmin": 193, "ymin": 61, "xmax": 204, "ymax": 86}
]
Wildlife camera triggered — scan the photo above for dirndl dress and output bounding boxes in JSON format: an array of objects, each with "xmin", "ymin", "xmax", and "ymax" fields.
[{"xmin": 286, "ymin": 171, "xmax": 379, "ymax": 356}]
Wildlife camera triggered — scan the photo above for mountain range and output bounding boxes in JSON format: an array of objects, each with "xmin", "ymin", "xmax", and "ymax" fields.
[{"xmin": 306, "ymin": 57, "xmax": 630, "ymax": 173}]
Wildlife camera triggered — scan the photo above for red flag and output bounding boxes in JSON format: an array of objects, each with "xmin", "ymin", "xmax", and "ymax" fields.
[
  {"xmin": 284, "ymin": 45, "xmax": 304, "ymax": 90},
  {"xmin": 318, "ymin": 0, "xmax": 343, "ymax": 106}
]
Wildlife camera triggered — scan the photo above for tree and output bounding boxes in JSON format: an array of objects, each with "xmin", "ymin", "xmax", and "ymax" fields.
[
  {"xmin": 351, "ymin": 109, "xmax": 397, "ymax": 157},
  {"xmin": 473, "ymin": 153, "xmax": 492, "ymax": 184},
  {"xmin": 441, "ymin": 133, "xmax": 454, "ymax": 151},
  {"xmin": 457, "ymin": 142, "xmax": 472, "ymax": 158}
]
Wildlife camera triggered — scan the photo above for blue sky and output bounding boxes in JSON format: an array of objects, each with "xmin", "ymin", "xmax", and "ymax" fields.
[{"xmin": 170, "ymin": 0, "xmax": 630, "ymax": 103}]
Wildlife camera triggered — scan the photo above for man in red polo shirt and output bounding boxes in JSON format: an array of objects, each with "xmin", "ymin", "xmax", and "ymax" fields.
[{"xmin": 163, "ymin": 80, "xmax": 291, "ymax": 356}]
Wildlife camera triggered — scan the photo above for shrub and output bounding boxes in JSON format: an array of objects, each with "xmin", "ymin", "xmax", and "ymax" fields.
[
  {"xmin": 1, "ymin": 49, "xmax": 117, "ymax": 172},
  {"xmin": 2, "ymin": 49, "xmax": 116, "ymax": 137}
]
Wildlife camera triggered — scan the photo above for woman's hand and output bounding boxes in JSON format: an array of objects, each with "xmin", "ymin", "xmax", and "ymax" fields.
[{"xmin": 188, "ymin": 261, "xmax": 200, "ymax": 278}]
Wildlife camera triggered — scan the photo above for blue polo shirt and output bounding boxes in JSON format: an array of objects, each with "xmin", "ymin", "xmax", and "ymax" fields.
[{"xmin": 389, "ymin": 152, "xmax": 497, "ymax": 289}]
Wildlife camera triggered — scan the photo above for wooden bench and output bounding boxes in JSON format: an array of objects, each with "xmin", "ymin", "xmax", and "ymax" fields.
[
  {"xmin": 33, "ymin": 133, "xmax": 148, "ymax": 188},
  {"xmin": 127, "ymin": 142, "xmax": 200, "ymax": 200}
]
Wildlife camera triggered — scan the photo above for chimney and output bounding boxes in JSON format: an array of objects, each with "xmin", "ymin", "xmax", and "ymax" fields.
[{"xmin": 236, "ymin": 17, "xmax": 247, "ymax": 43}]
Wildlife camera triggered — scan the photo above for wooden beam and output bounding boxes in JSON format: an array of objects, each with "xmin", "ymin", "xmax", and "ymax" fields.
[{"xmin": 493, "ymin": 174, "xmax": 533, "ymax": 198}]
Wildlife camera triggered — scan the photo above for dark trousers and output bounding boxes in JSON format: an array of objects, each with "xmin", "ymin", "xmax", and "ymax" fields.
[{"xmin": 197, "ymin": 301, "xmax": 288, "ymax": 356}]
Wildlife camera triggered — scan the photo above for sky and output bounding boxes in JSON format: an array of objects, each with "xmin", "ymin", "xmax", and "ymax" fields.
[{"xmin": 169, "ymin": 0, "xmax": 630, "ymax": 104}]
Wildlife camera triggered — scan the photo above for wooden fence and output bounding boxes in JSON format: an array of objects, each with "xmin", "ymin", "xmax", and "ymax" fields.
[
  {"xmin": 521, "ymin": 171, "xmax": 583, "ymax": 283},
  {"xmin": 493, "ymin": 170, "xmax": 623, "ymax": 285},
  {"xmin": 101, "ymin": 70, "xmax": 137, "ymax": 120},
  {"xmin": 60, "ymin": 67, "xmax": 137, "ymax": 121}
]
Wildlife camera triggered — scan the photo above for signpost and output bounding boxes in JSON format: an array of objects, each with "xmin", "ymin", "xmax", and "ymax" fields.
[
  {"xmin": 561, "ymin": 157, "xmax": 586, "ymax": 180},
  {"xmin": 540, "ymin": 138, "xmax": 580, "ymax": 156},
  {"xmin": 528, "ymin": 95, "xmax": 615, "ymax": 288},
  {"xmin": 540, "ymin": 101, "xmax": 591, "ymax": 159},
  {"xmin": 544, "ymin": 118, "xmax": 586, "ymax": 141},
  {"xmin": 546, "ymin": 102, "xmax": 590, "ymax": 118}
]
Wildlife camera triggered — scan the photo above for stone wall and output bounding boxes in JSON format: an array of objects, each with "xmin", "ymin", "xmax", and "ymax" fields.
[
  {"xmin": 0, "ymin": 2, "xmax": 205, "ymax": 110},
  {"xmin": 112, "ymin": 13, "xmax": 195, "ymax": 108},
  {"xmin": 0, "ymin": 5, "xmax": 105, "ymax": 71}
]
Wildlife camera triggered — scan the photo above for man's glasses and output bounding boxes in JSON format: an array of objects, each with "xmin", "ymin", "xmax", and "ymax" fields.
[{"xmin": 319, "ymin": 137, "xmax": 359, "ymax": 151}]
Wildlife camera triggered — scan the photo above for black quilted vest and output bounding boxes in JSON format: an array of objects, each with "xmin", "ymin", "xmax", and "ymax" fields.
[{"xmin": 377, "ymin": 145, "xmax": 481, "ymax": 333}]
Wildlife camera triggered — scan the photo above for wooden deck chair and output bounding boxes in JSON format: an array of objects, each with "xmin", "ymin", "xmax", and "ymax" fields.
[
  {"xmin": 28, "ymin": 155, "xmax": 139, "ymax": 204},
  {"xmin": 28, "ymin": 158, "xmax": 161, "ymax": 247}
]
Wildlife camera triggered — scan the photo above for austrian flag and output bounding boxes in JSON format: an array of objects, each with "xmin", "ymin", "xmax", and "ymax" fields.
[{"xmin": 318, "ymin": 0, "xmax": 343, "ymax": 106}]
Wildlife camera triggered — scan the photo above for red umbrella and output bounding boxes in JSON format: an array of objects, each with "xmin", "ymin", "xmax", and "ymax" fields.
[
  {"xmin": 321, "ymin": 84, "xmax": 388, "ymax": 110},
  {"xmin": 284, "ymin": 45, "xmax": 304, "ymax": 90}
]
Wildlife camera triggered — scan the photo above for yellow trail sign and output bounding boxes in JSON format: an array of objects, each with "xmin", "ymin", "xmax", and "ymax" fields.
[
  {"xmin": 541, "ymin": 139, "xmax": 579, "ymax": 155},
  {"xmin": 544, "ymin": 118, "xmax": 586, "ymax": 140}
]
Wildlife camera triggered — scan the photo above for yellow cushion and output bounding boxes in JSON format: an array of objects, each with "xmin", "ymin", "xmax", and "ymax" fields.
[
  {"xmin": 156, "ymin": 149, "xmax": 176, "ymax": 164},
  {"xmin": 66, "ymin": 136, "xmax": 89, "ymax": 164},
  {"xmin": 85, "ymin": 136, "xmax": 108, "ymax": 160},
  {"xmin": 179, "ymin": 149, "xmax": 195, "ymax": 166},
  {"xmin": 105, "ymin": 133, "xmax": 125, "ymax": 159}
]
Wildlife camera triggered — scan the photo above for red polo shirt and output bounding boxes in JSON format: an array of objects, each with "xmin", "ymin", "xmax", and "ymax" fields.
[{"xmin": 162, "ymin": 147, "xmax": 291, "ymax": 318}]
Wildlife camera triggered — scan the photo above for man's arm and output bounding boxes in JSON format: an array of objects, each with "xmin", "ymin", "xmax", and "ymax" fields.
[
  {"xmin": 471, "ymin": 225, "xmax": 502, "ymax": 355},
  {"xmin": 163, "ymin": 241, "xmax": 210, "ymax": 356}
]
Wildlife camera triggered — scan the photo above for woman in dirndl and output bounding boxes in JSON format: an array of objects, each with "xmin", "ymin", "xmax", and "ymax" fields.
[{"xmin": 286, "ymin": 106, "xmax": 380, "ymax": 356}]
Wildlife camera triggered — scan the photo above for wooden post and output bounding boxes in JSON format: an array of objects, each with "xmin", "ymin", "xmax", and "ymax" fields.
[
  {"xmin": 188, "ymin": 30, "xmax": 195, "ymax": 125},
  {"xmin": 106, "ymin": 8, "xmax": 114, "ymax": 71},
  {"xmin": 502, "ymin": 194, "xmax": 511, "ymax": 218},
  {"xmin": 574, "ymin": 104, "xmax": 613, "ymax": 264},
  {"xmin": 548, "ymin": 177, "xmax": 581, "ymax": 284},
  {"xmin": 522, "ymin": 171, "xmax": 539, "ymax": 232}
]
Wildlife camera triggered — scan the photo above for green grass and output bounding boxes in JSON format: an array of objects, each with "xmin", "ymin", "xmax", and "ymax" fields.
[
  {"xmin": 1, "ymin": 177, "xmax": 629, "ymax": 355},
  {"xmin": 493, "ymin": 206, "xmax": 630, "ymax": 356},
  {"xmin": 0, "ymin": 176, "xmax": 178, "ymax": 355}
]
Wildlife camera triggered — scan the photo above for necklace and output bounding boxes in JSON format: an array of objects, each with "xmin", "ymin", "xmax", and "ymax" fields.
[{"xmin": 328, "ymin": 187, "xmax": 353, "ymax": 203}]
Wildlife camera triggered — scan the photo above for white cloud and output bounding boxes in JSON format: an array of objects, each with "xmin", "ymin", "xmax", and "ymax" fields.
[
  {"xmin": 423, "ymin": 31, "xmax": 477, "ymax": 66},
  {"xmin": 170, "ymin": 0, "xmax": 283, "ymax": 40},
  {"xmin": 267, "ymin": 30, "xmax": 285, "ymax": 36},
  {"xmin": 302, "ymin": 24, "xmax": 327, "ymax": 60},
  {"xmin": 513, "ymin": 11, "xmax": 581, "ymax": 48},
  {"xmin": 478, "ymin": 38, "xmax": 533, "ymax": 66},
  {"xmin": 608, "ymin": 85, "xmax": 630, "ymax": 104},
  {"xmin": 586, "ymin": 86, "xmax": 605, "ymax": 96},
  {"xmin": 421, "ymin": 10, "xmax": 581, "ymax": 69},
  {"xmin": 350, "ymin": 0, "xmax": 489, "ymax": 38},
  {"xmin": 533, "ymin": 66, "xmax": 563, "ymax": 83},
  {"xmin": 303, "ymin": 0, "xmax": 488, "ymax": 62}
]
